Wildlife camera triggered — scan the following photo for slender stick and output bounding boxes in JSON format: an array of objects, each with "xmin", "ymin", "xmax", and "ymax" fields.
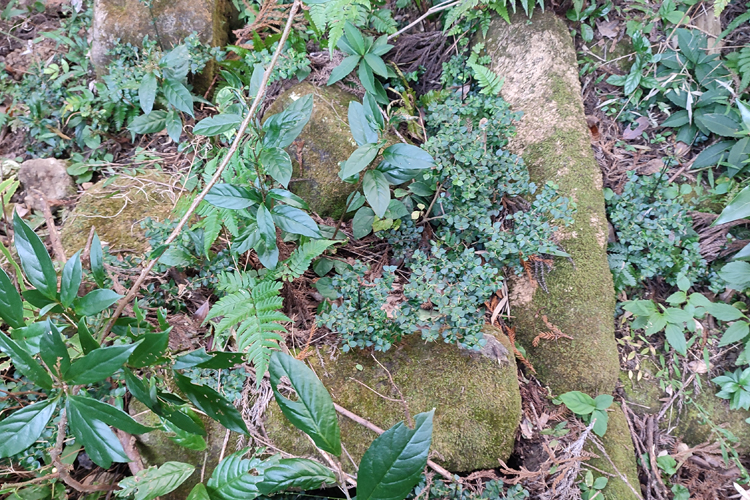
[
  {"xmin": 101, "ymin": 0, "xmax": 302, "ymax": 338},
  {"xmin": 387, "ymin": 0, "xmax": 461, "ymax": 41}
]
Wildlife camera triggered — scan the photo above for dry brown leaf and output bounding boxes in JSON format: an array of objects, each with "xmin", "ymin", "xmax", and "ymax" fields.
[
  {"xmin": 596, "ymin": 20, "xmax": 619, "ymax": 38},
  {"xmin": 622, "ymin": 116, "xmax": 650, "ymax": 140}
]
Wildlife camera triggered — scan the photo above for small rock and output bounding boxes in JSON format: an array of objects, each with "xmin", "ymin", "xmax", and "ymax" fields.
[{"xmin": 17, "ymin": 158, "xmax": 76, "ymax": 210}]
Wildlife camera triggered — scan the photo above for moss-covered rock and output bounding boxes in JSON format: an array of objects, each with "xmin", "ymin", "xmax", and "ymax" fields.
[
  {"xmin": 60, "ymin": 171, "xmax": 176, "ymax": 256},
  {"xmin": 265, "ymin": 325, "xmax": 521, "ymax": 472},
  {"xmin": 264, "ymin": 82, "xmax": 361, "ymax": 219},
  {"xmin": 482, "ymin": 12, "xmax": 639, "ymax": 498},
  {"xmin": 130, "ymin": 401, "xmax": 242, "ymax": 500}
]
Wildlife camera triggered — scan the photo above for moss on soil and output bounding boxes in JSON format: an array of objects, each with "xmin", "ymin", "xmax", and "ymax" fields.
[
  {"xmin": 60, "ymin": 171, "xmax": 176, "ymax": 256},
  {"xmin": 265, "ymin": 325, "xmax": 522, "ymax": 472}
]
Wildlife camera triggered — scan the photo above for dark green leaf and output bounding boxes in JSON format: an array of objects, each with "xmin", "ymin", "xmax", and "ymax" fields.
[
  {"xmin": 173, "ymin": 349, "xmax": 213, "ymax": 370},
  {"xmin": 117, "ymin": 462, "xmax": 195, "ymax": 500},
  {"xmin": 78, "ymin": 319, "xmax": 99, "ymax": 354},
  {"xmin": 232, "ymin": 224, "xmax": 260, "ymax": 255},
  {"xmin": 267, "ymin": 189, "xmax": 309, "ymax": 210},
  {"xmin": 580, "ymin": 23, "xmax": 594, "ymax": 43},
  {"xmin": 128, "ymin": 331, "xmax": 170, "ymax": 368},
  {"xmin": 313, "ymin": 258, "xmax": 334, "ymax": 277},
  {"xmin": 691, "ymin": 140, "xmax": 733, "ymax": 169},
  {"xmin": 73, "ymin": 289, "xmax": 122, "ymax": 317},
  {"xmin": 139, "ymin": 72, "xmax": 158, "ymax": 114},
  {"xmin": 271, "ymin": 205, "xmax": 321, "ymax": 238},
  {"xmin": 0, "ymin": 399, "xmax": 56, "ymax": 458},
  {"xmin": 369, "ymin": 35, "xmax": 393, "ymax": 57},
  {"xmin": 186, "ymin": 483, "xmax": 210, "ymax": 500},
  {"xmin": 269, "ymin": 351, "xmax": 341, "ymax": 455},
  {"xmin": 348, "ymin": 101, "xmax": 379, "ymax": 146},
  {"xmin": 162, "ymin": 78, "xmax": 194, "ymax": 117},
  {"xmin": 165, "ymin": 109, "xmax": 182, "ymax": 143},
  {"xmin": 695, "ymin": 112, "xmax": 741, "ymax": 137},
  {"xmin": 256, "ymin": 204, "xmax": 276, "ymax": 245},
  {"xmin": 258, "ymin": 458, "xmax": 336, "ymax": 495},
  {"xmin": 40, "ymin": 325, "xmax": 70, "ymax": 375},
  {"xmin": 363, "ymin": 170, "xmax": 390, "ymax": 218},
  {"xmin": 90, "ymin": 232, "xmax": 106, "ymax": 288},
  {"xmin": 0, "ymin": 333, "xmax": 53, "ymax": 389},
  {"xmin": 207, "ymin": 449, "xmax": 268, "ymax": 500},
  {"xmin": 160, "ymin": 45, "xmax": 190, "ymax": 80},
  {"xmin": 64, "ymin": 343, "xmax": 140, "ymax": 385},
  {"xmin": 339, "ymin": 143, "xmax": 380, "ymax": 179},
  {"xmin": 363, "ymin": 53, "xmax": 388, "ymax": 78},
  {"xmin": 130, "ymin": 110, "xmax": 168, "ymax": 135},
  {"xmin": 60, "ymin": 251, "xmax": 82, "ymax": 309},
  {"xmin": 67, "ymin": 398, "xmax": 130, "ymax": 468},
  {"xmin": 162, "ymin": 420, "xmax": 207, "ymax": 451},
  {"xmin": 720, "ymin": 261, "xmax": 750, "ymax": 289},
  {"xmin": 352, "ymin": 206, "xmax": 375, "ymax": 239},
  {"xmin": 260, "ymin": 147, "xmax": 293, "ymax": 188},
  {"xmin": 13, "ymin": 212, "xmax": 56, "ymax": 300},
  {"xmin": 382, "ymin": 144, "xmax": 433, "ymax": 173},
  {"xmin": 172, "ymin": 371, "xmax": 249, "ymax": 435},
  {"xmin": 193, "ymin": 114, "xmax": 243, "ymax": 136},
  {"xmin": 68, "ymin": 395, "xmax": 153, "ymax": 434},
  {"xmin": 624, "ymin": 67, "xmax": 642, "ymax": 96},
  {"xmin": 205, "ymin": 184, "xmax": 262, "ymax": 209},
  {"xmin": 343, "ymin": 22, "xmax": 366, "ymax": 55},
  {"xmin": 263, "ymin": 94, "xmax": 313, "ymax": 148},
  {"xmin": 0, "ymin": 268, "xmax": 25, "ymax": 328},
  {"xmin": 327, "ymin": 55, "xmax": 360, "ymax": 85},
  {"xmin": 661, "ymin": 109, "xmax": 689, "ymax": 128},
  {"xmin": 356, "ymin": 410, "xmax": 434, "ymax": 500}
]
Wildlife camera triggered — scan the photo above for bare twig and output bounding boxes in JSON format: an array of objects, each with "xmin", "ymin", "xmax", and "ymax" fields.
[
  {"xmin": 387, "ymin": 0, "xmax": 461, "ymax": 41},
  {"xmin": 115, "ymin": 429, "xmax": 145, "ymax": 476},
  {"xmin": 100, "ymin": 0, "xmax": 303, "ymax": 338},
  {"xmin": 31, "ymin": 189, "xmax": 66, "ymax": 263}
]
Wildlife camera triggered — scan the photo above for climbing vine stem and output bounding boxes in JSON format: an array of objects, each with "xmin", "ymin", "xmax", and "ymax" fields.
[{"xmin": 101, "ymin": 0, "xmax": 302, "ymax": 338}]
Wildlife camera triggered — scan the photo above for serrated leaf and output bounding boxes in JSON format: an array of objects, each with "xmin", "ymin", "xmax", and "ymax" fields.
[
  {"xmin": 695, "ymin": 112, "xmax": 741, "ymax": 137},
  {"xmin": 64, "ymin": 342, "xmax": 140, "ymax": 385},
  {"xmin": 0, "ymin": 399, "xmax": 56, "ymax": 458},
  {"xmin": 172, "ymin": 371, "xmax": 248, "ymax": 435},
  {"xmin": 207, "ymin": 449, "xmax": 270, "ymax": 500},
  {"xmin": 130, "ymin": 110, "xmax": 168, "ymax": 135},
  {"xmin": 707, "ymin": 302, "xmax": 746, "ymax": 321},
  {"xmin": 664, "ymin": 323, "xmax": 687, "ymax": 355},
  {"xmin": 162, "ymin": 78, "xmax": 194, "ymax": 117},
  {"xmin": 13, "ymin": 212, "xmax": 56, "ymax": 300},
  {"xmin": 118, "ymin": 462, "xmax": 195, "ymax": 500},
  {"xmin": 269, "ymin": 351, "xmax": 341, "ymax": 455},
  {"xmin": 356, "ymin": 410, "xmax": 434, "ymax": 500}
]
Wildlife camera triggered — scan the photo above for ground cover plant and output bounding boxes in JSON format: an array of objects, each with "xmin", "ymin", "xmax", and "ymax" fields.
[{"xmin": 1, "ymin": 0, "xmax": 750, "ymax": 499}]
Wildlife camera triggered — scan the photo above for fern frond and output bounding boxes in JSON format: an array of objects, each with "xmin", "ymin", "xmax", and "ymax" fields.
[
  {"xmin": 274, "ymin": 239, "xmax": 335, "ymax": 281},
  {"xmin": 443, "ymin": 0, "xmax": 480, "ymax": 31},
  {"xmin": 371, "ymin": 9, "xmax": 397, "ymax": 34},
  {"xmin": 320, "ymin": 0, "xmax": 369, "ymax": 54},
  {"xmin": 469, "ymin": 64, "xmax": 504, "ymax": 95},
  {"xmin": 206, "ymin": 272, "xmax": 289, "ymax": 384}
]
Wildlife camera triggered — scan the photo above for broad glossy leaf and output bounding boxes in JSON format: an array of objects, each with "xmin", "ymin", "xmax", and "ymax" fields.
[
  {"xmin": 10, "ymin": 321, "xmax": 47, "ymax": 355},
  {"xmin": 263, "ymin": 94, "xmax": 313, "ymax": 148},
  {"xmin": 68, "ymin": 395, "xmax": 152, "ymax": 434},
  {"xmin": 187, "ymin": 483, "xmax": 210, "ymax": 500},
  {"xmin": 60, "ymin": 251, "xmax": 82, "ymax": 309},
  {"xmin": 207, "ymin": 449, "xmax": 269, "ymax": 500},
  {"xmin": 0, "ymin": 399, "xmax": 56, "ymax": 458},
  {"xmin": 339, "ymin": 143, "xmax": 380, "ymax": 179},
  {"xmin": 78, "ymin": 319, "xmax": 99, "ymax": 354},
  {"xmin": 714, "ymin": 185, "xmax": 750, "ymax": 225},
  {"xmin": 256, "ymin": 235, "xmax": 280, "ymax": 270},
  {"xmin": 0, "ymin": 268, "xmax": 24, "ymax": 328},
  {"xmin": 90, "ymin": 232, "xmax": 106, "ymax": 288},
  {"xmin": 271, "ymin": 205, "xmax": 321, "ymax": 238},
  {"xmin": 258, "ymin": 458, "xmax": 336, "ymax": 495},
  {"xmin": 67, "ymin": 398, "xmax": 130, "ymax": 468},
  {"xmin": 327, "ymin": 55, "xmax": 360, "ymax": 85},
  {"xmin": 193, "ymin": 114, "xmax": 243, "ymax": 136},
  {"xmin": 162, "ymin": 419, "xmax": 207, "ymax": 451},
  {"xmin": 269, "ymin": 351, "xmax": 341, "ymax": 455},
  {"xmin": 363, "ymin": 170, "xmax": 391, "ymax": 218},
  {"xmin": 0, "ymin": 332, "xmax": 53, "ymax": 388},
  {"xmin": 382, "ymin": 144, "xmax": 433, "ymax": 173},
  {"xmin": 13, "ymin": 212, "xmax": 56, "ymax": 300},
  {"xmin": 160, "ymin": 45, "xmax": 190, "ymax": 80},
  {"xmin": 268, "ymin": 189, "xmax": 309, "ymax": 210},
  {"xmin": 74, "ymin": 289, "xmax": 122, "ymax": 317},
  {"xmin": 130, "ymin": 110, "xmax": 169, "ymax": 135},
  {"xmin": 118, "ymin": 462, "xmax": 195, "ymax": 500},
  {"xmin": 162, "ymin": 78, "xmax": 194, "ymax": 117},
  {"xmin": 205, "ymin": 184, "xmax": 262, "ymax": 209},
  {"xmin": 260, "ymin": 147, "xmax": 293, "ymax": 188},
  {"xmin": 591, "ymin": 408, "xmax": 609, "ymax": 437},
  {"xmin": 128, "ymin": 331, "xmax": 170, "ymax": 368},
  {"xmin": 139, "ymin": 72, "xmax": 158, "ymax": 114},
  {"xmin": 352, "ymin": 206, "xmax": 375, "ymax": 239},
  {"xmin": 348, "ymin": 101, "xmax": 379, "ymax": 146},
  {"xmin": 40, "ymin": 325, "xmax": 70, "ymax": 375},
  {"xmin": 165, "ymin": 109, "xmax": 182, "ymax": 143},
  {"xmin": 256, "ymin": 204, "xmax": 276, "ymax": 244},
  {"xmin": 64, "ymin": 342, "xmax": 140, "ymax": 385},
  {"xmin": 232, "ymin": 223, "xmax": 260, "ymax": 255},
  {"xmin": 173, "ymin": 371, "xmax": 248, "ymax": 435},
  {"xmin": 356, "ymin": 410, "xmax": 434, "ymax": 500},
  {"xmin": 364, "ymin": 53, "xmax": 388, "ymax": 78}
]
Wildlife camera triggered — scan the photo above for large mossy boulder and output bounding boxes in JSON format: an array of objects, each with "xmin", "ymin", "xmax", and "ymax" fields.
[
  {"xmin": 60, "ymin": 171, "xmax": 176, "ymax": 256},
  {"xmin": 265, "ymin": 326, "xmax": 521, "ymax": 472},
  {"xmin": 91, "ymin": 0, "xmax": 236, "ymax": 89},
  {"xmin": 264, "ymin": 82, "xmax": 361, "ymax": 219},
  {"xmin": 482, "ymin": 12, "xmax": 640, "ymax": 498}
]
